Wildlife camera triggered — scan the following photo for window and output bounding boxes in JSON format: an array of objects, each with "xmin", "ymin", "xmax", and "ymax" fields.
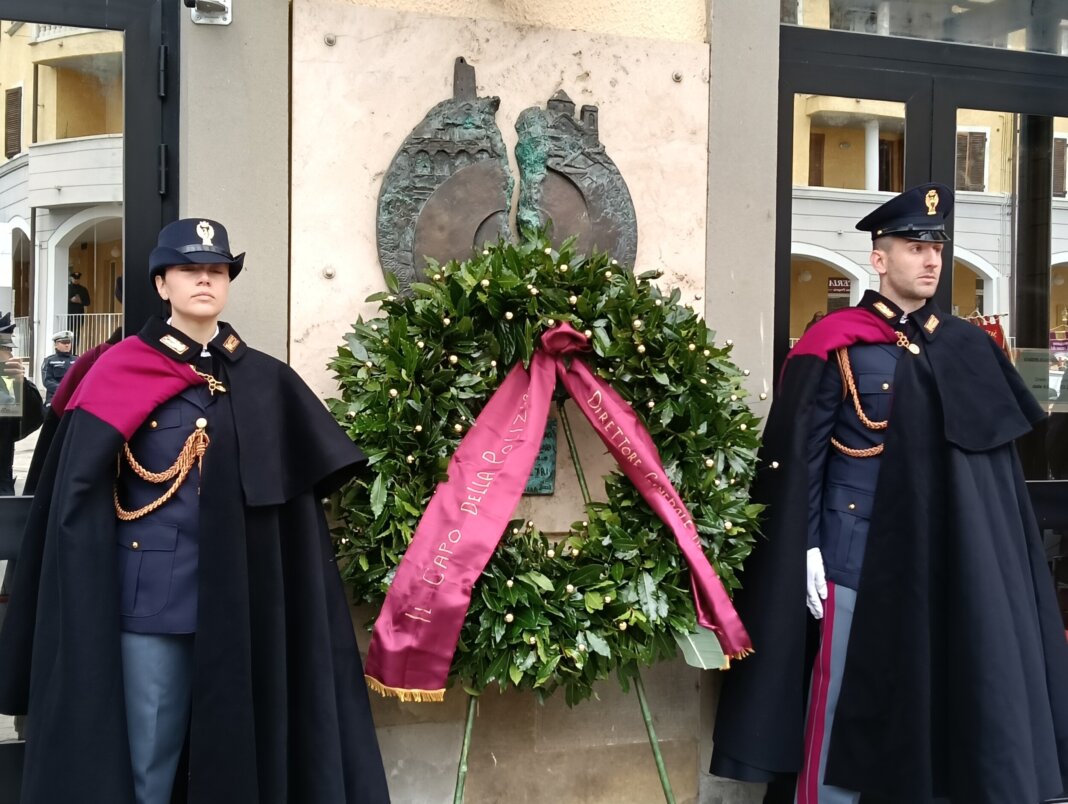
[
  {"xmin": 4, "ymin": 87, "xmax": 21, "ymax": 159},
  {"xmin": 956, "ymin": 130, "xmax": 987, "ymax": 191},
  {"xmin": 878, "ymin": 137, "xmax": 903, "ymax": 192},
  {"xmin": 1054, "ymin": 137, "xmax": 1066, "ymax": 198},
  {"xmin": 808, "ymin": 132, "xmax": 825, "ymax": 186}
]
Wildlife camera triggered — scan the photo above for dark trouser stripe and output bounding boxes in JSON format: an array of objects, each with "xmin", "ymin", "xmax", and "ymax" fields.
[{"xmin": 796, "ymin": 583, "xmax": 861, "ymax": 804}]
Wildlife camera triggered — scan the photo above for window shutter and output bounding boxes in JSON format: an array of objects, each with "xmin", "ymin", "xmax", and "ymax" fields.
[
  {"xmin": 1054, "ymin": 138, "xmax": 1067, "ymax": 198},
  {"xmin": 955, "ymin": 131, "xmax": 986, "ymax": 192},
  {"xmin": 808, "ymin": 132, "xmax": 825, "ymax": 186},
  {"xmin": 4, "ymin": 88, "xmax": 21, "ymax": 159}
]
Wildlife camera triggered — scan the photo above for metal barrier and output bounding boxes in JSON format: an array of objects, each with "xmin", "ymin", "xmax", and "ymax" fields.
[{"xmin": 54, "ymin": 313, "xmax": 122, "ymax": 356}]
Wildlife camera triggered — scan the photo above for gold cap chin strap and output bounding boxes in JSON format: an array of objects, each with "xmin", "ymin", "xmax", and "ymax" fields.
[{"xmin": 114, "ymin": 419, "xmax": 210, "ymax": 521}]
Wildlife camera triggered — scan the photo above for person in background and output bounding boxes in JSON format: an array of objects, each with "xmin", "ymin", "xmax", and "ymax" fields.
[
  {"xmin": 0, "ymin": 219, "xmax": 389, "ymax": 804},
  {"xmin": 40, "ymin": 330, "xmax": 76, "ymax": 407},
  {"xmin": 804, "ymin": 310, "xmax": 825, "ymax": 332},
  {"xmin": 68, "ymin": 270, "xmax": 91, "ymax": 349},
  {"xmin": 0, "ymin": 313, "xmax": 42, "ymax": 496}
]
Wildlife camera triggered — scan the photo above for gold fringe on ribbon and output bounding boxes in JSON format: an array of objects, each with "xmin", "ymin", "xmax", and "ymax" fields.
[
  {"xmin": 364, "ymin": 675, "xmax": 446, "ymax": 703},
  {"xmin": 722, "ymin": 647, "xmax": 755, "ymax": 670}
]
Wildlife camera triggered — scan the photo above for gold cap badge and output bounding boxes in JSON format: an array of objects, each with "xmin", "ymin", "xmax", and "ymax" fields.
[
  {"xmin": 196, "ymin": 220, "xmax": 215, "ymax": 246},
  {"xmin": 925, "ymin": 189, "xmax": 939, "ymax": 216}
]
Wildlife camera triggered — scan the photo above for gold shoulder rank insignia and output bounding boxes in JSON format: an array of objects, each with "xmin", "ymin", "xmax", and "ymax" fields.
[
  {"xmin": 160, "ymin": 334, "xmax": 189, "ymax": 355},
  {"xmin": 873, "ymin": 301, "xmax": 896, "ymax": 319},
  {"xmin": 223, "ymin": 334, "xmax": 240, "ymax": 353},
  {"xmin": 924, "ymin": 314, "xmax": 939, "ymax": 334}
]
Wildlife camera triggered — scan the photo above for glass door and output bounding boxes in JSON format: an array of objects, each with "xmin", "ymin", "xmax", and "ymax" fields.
[
  {"xmin": 0, "ymin": 2, "xmax": 176, "ymax": 795},
  {"xmin": 780, "ymin": 22, "xmax": 1068, "ymax": 635},
  {"xmin": 936, "ymin": 76, "xmax": 1068, "ymax": 633},
  {"xmin": 776, "ymin": 39, "xmax": 933, "ymax": 370}
]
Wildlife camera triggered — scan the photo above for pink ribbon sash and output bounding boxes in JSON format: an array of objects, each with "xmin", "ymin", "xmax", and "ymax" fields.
[{"xmin": 364, "ymin": 323, "xmax": 752, "ymax": 701}]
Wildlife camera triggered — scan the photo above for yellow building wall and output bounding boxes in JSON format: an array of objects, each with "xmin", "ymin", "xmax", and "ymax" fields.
[
  {"xmin": 951, "ymin": 260, "xmax": 981, "ymax": 315},
  {"xmin": 790, "ymin": 257, "xmax": 850, "ymax": 338},
  {"xmin": 0, "ymin": 24, "xmax": 123, "ymax": 147},
  {"xmin": 793, "ymin": 96, "xmax": 811, "ymax": 184},
  {"xmin": 55, "ymin": 69, "xmax": 105, "ymax": 139},
  {"xmin": 51, "ymin": 67, "xmax": 121, "ymax": 139},
  {"xmin": 956, "ymin": 108, "xmax": 1013, "ymax": 194},
  {"xmin": 804, "ymin": 0, "xmax": 830, "ymax": 28},
  {"xmin": 0, "ymin": 23, "xmax": 36, "ymax": 163},
  {"xmin": 793, "ymin": 96, "xmax": 905, "ymax": 188},
  {"xmin": 814, "ymin": 125, "xmax": 866, "ymax": 189}
]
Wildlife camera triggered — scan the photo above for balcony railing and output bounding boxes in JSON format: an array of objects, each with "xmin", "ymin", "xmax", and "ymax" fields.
[
  {"xmin": 31, "ymin": 24, "xmax": 91, "ymax": 44},
  {"xmin": 11, "ymin": 317, "xmax": 32, "ymax": 375},
  {"xmin": 54, "ymin": 313, "xmax": 122, "ymax": 356}
]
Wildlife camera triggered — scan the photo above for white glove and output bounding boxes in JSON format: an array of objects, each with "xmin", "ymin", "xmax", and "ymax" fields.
[{"xmin": 806, "ymin": 547, "xmax": 828, "ymax": 619}]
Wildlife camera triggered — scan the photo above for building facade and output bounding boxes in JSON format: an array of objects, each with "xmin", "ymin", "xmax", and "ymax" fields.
[{"xmin": 1, "ymin": 1, "xmax": 1066, "ymax": 802}]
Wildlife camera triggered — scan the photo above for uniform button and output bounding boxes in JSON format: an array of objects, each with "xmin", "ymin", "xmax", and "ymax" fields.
[
  {"xmin": 195, "ymin": 417, "xmax": 208, "ymax": 429},
  {"xmin": 881, "ymin": 382, "xmax": 890, "ymax": 391},
  {"xmin": 848, "ymin": 503, "xmax": 856, "ymax": 510},
  {"xmin": 131, "ymin": 541, "xmax": 140, "ymax": 550},
  {"xmin": 149, "ymin": 420, "xmax": 158, "ymax": 429}
]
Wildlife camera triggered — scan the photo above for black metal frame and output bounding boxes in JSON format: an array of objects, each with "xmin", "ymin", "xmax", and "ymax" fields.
[
  {"xmin": 777, "ymin": 24, "xmax": 1068, "ymax": 372},
  {"xmin": 778, "ymin": 25, "xmax": 1068, "ymax": 500},
  {"xmin": 2, "ymin": 0, "xmax": 180, "ymax": 332},
  {"xmin": 0, "ymin": 5, "xmax": 178, "ymax": 801}
]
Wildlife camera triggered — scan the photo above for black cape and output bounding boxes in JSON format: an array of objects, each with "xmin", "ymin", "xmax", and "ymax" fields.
[
  {"xmin": 0, "ymin": 318, "xmax": 390, "ymax": 804},
  {"xmin": 711, "ymin": 305, "xmax": 1068, "ymax": 803}
]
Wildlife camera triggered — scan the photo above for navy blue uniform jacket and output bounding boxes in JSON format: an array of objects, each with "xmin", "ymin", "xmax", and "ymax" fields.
[{"xmin": 0, "ymin": 317, "xmax": 390, "ymax": 804}]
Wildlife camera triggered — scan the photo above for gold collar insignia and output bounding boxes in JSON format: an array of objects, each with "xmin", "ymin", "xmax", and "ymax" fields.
[
  {"xmin": 923, "ymin": 314, "xmax": 940, "ymax": 334},
  {"xmin": 873, "ymin": 301, "xmax": 896, "ymax": 319},
  {"xmin": 223, "ymin": 334, "xmax": 240, "ymax": 353},
  {"xmin": 160, "ymin": 334, "xmax": 190, "ymax": 355}
]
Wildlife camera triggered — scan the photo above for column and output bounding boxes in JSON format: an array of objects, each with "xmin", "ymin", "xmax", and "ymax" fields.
[{"xmin": 865, "ymin": 118, "xmax": 880, "ymax": 191}]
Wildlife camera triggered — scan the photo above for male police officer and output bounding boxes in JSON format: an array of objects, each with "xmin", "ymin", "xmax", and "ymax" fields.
[
  {"xmin": 0, "ymin": 219, "xmax": 389, "ymax": 803},
  {"xmin": 711, "ymin": 185, "xmax": 1068, "ymax": 803},
  {"xmin": 40, "ymin": 330, "xmax": 76, "ymax": 406}
]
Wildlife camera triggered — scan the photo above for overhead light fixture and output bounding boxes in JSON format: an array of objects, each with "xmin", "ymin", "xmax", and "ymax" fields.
[{"xmin": 798, "ymin": 269, "xmax": 813, "ymax": 283}]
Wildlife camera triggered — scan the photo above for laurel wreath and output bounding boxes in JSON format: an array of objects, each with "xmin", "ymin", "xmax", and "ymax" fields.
[{"xmin": 328, "ymin": 232, "xmax": 763, "ymax": 705}]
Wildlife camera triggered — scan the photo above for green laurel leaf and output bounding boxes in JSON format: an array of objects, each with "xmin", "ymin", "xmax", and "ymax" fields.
[{"xmin": 369, "ymin": 474, "xmax": 386, "ymax": 518}]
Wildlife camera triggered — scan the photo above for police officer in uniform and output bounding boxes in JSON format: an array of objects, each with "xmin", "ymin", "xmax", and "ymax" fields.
[
  {"xmin": 40, "ymin": 329, "xmax": 76, "ymax": 406},
  {"xmin": 712, "ymin": 184, "xmax": 1068, "ymax": 803},
  {"xmin": 795, "ymin": 184, "xmax": 953, "ymax": 803}
]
